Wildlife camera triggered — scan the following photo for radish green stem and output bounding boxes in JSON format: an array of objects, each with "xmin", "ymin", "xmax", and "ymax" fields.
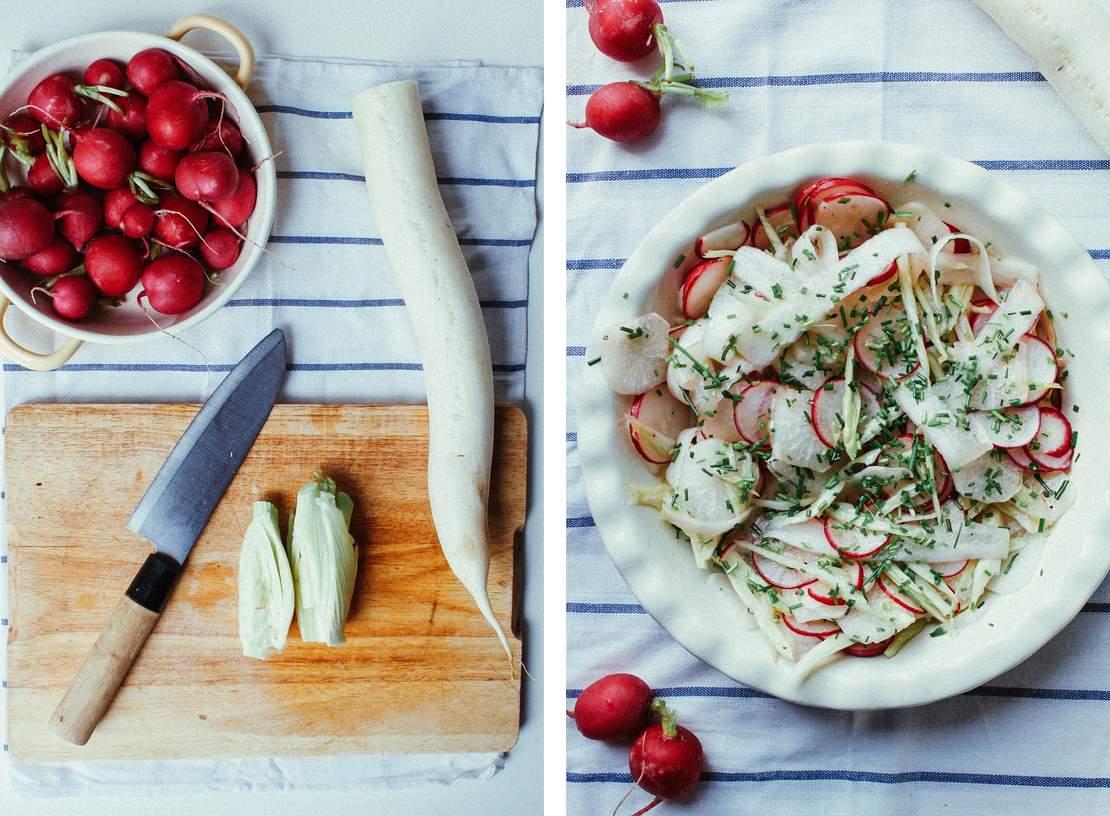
[
  {"xmin": 74, "ymin": 84, "xmax": 129, "ymax": 116},
  {"xmin": 42, "ymin": 125, "xmax": 78, "ymax": 191},
  {"xmin": 650, "ymin": 698, "xmax": 678, "ymax": 738},
  {"xmin": 0, "ymin": 148, "xmax": 8, "ymax": 194}
]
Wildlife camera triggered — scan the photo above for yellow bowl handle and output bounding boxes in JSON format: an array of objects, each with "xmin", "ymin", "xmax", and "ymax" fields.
[
  {"xmin": 166, "ymin": 13, "xmax": 256, "ymax": 90},
  {"xmin": 0, "ymin": 296, "xmax": 82, "ymax": 371}
]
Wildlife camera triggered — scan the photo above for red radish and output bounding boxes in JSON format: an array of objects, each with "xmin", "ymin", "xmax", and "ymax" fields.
[
  {"xmin": 1, "ymin": 187, "xmax": 36, "ymax": 202},
  {"xmin": 1005, "ymin": 445, "xmax": 1035, "ymax": 469},
  {"xmin": 974, "ymin": 404, "xmax": 1040, "ymax": 448},
  {"xmin": 845, "ymin": 636, "xmax": 894, "ymax": 657},
  {"xmin": 969, "ymin": 297, "xmax": 997, "ymax": 337},
  {"xmin": 121, "ymin": 204, "xmax": 155, "ymax": 238},
  {"xmin": 104, "ymin": 187, "xmax": 140, "ymax": 229},
  {"xmin": 678, "ymin": 257, "xmax": 729, "ymax": 319},
  {"xmin": 27, "ymin": 74, "xmax": 84, "ymax": 127},
  {"xmin": 877, "ymin": 574, "xmax": 925, "ymax": 614},
  {"xmin": 139, "ymin": 254, "xmax": 206, "ymax": 314},
  {"xmin": 84, "ymin": 59, "xmax": 125, "ymax": 89},
  {"xmin": 881, "ymin": 433, "xmax": 952, "ymax": 505},
  {"xmin": 811, "ymin": 192, "xmax": 890, "ymax": 250},
  {"xmin": 868, "ymin": 261, "xmax": 898, "ymax": 287},
  {"xmin": 627, "ymin": 720, "xmax": 703, "ymax": 813},
  {"xmin": 210, "ymin": 169, "xmax": 256, "ymax": 229},
  {"xmin": 587, "ymin": 0, "xmax": 664, "ymax": 62},
  {"xmin": 55, "ymin": 190, "xmax": 103, "ymax": 250},
  {"xmin": 810, "ymin": 378, "xmax": 879, "ymax": 449},
  {"xmin": 752, "ymin": 551, "xmax": 815, "ymax": 590},
  {"xmin": 175, "ymin": 150, "xmax": 240, "ymax": 202},
  {"xmin": 27, "ymin": 153, "xmax": 65, "ymax": 197},
  {"xmin": 694, "ymin": 221, "xmax": 749, "ymax": 258},
  {"xmin": 84, "ymin": 234, "xmax": 143, "ymax": 296},
  {"xmin": 73, "ymin": 128, "xmax": 137, "ymax": 189},
  {"xmin": 20, "ymin": 235, "xmax": 76, "ymax": 276},
  {"xmin": 195, "ymin": 117, "xmax": 243, "ymax": 157},
  {"xmin": 126, "ymin": 49, "xmax": 181, "ymax": 95},
  {"xmin": 146, "ymin": 80, "xmax": 214, "ymax": 150},
  {"xmin": 45, "ymin": 275, "xmax": 96, "ymax": 320},
  {"xmin": 795, "ymin": 177, "xmax": 876, "ymax": 229},
  {"xmin": 106, "ymin": 94, "xmax": 148, "ymax": 142},
  {"xmin": 780, "ymin": 613, "xmax": 839, "ymax": 639},
  {"xmin": 751, "ymin": 203, "xmax": 797, "ymax": 250},
  {"xmin": 934, "ymin": 559, "xmax": 968, "ymax": 578},
  {"xmin": 575, "ymin": 82, "xmax": 660, "ymax": 143},
  {"xmin": 1026, "ymin": 442, "xmax": 1072, "ymax": 472},
  {"xmin": 853, "ymin": 314, "xmax": 920, "ymax": 381},
  {"xmin": 943, "ymin": 222, "xmax": 972, "ymax": 254},
  {"xmin": 0, "ymin": 196, "xmax": 55, "ymax": 259},
  {"xmin": 572, "ymin": 673, "xmax": 654, "ymax": 741},
  {"xmin": 823, "ymin": 516, "xmax": 889, "ymax": 559},
  {"xmin": 199, "ymin": 227, "xmax": 240, "ymax": 269},
  {"xmin": 4, "ymin": 113, "xmax": 46, "ymax": 155},
  {"xmin": 1029, "ymin": 407, "xmax": 1071, "ymax": 457},
  {"xmin": 733, "ymin": 380, "xmax": 778, "ymax": 444},
  {"xmin": 154, "ymin": 193, "xmax": 209, "ymax": 248},
  {"xmin": 138, "ymin": 139, "xmax": 183, "ymax": 182},
  {"xmin": 628, "ymin": 387, "xmax": 691, "ymax": 464},
  {"xmin": 1020, "ymin": 335, "xmax": 1058, "ymax": 404},
  {"xmin": 808, "ymin": 582, "xmax": 845, "ymax": 606}
]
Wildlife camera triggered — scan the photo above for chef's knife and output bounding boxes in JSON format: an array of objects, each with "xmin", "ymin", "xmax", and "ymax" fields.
[{"xmin": 48, "ymin": 329, "xmax": 287, "ymax": 746}]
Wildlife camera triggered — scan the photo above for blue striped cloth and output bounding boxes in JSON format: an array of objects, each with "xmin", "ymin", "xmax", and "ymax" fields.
[
  {"xmin": 0, "ymin": 52, "xmax": 540, "ymax": 793},
  {"xmin": 565, "ymin": 1, "xmax": 1109, "ymax": 812}
]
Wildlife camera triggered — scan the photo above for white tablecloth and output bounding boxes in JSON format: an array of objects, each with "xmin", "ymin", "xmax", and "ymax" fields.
[
  {"xmin": 565, "ymin": 1, "xmax": 1109, "ymax": 813},
  {"xmin": 0, "ymin": 51, "xmax": 541, "ymax": 795}
]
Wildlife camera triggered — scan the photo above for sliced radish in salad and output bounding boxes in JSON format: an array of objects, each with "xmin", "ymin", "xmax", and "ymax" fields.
[
  {"xmin": 811, "ymin": 193, "xmax": 890, "ymax": 250},
  {"xmin": 970, "ymin": 404, "xmax": 1040, "ymax": 448},
  {"xmin": 868, "ymin": 260, "xmax": 898, "ymax": 287},
  {"xmin": 933, "ymin": 559, "xmax": 968, "ymax": 578},
  {"xmin": 1027, "ymin": 440, "xmax": 1073, "ymax": 472},
  {"xmin": 823, "ymin": 516, "xmax": 889, "ymax": 559},
  {"xmin": 628, "ymin": 387, "xmax": 692, "ymax": 464},
  {"xmin": 695, "ymin": 221, "xmax": 750, "ymax": 258},
  {"xmin": 944, "ymin": 221, "xmax": 972, "ymax": 254},
  {"xmin": 1020, "ymin": 334, "xmax": 1058, "ymax": 404},
  {"xmin": 1005, "ymin": 445, "xmax": 1035, "ymax": 469},
  {"xmin": 733, "ymin": 380, "xmax": 779, "ymax": 444},
  {"xmin": 781, "ymin": 612, "xmax": 839, "ymax": 639},
  {"xmin": 598, "ymin": 312, "xmax": 672, "ymax": 395},
  {"xmin": 810, "ymin": 378, "xmax": 880, "ymax": 450},
  {"xmin": 679, "ymin": 258, "xmax": 732, "ymax": 320},
  {"xmin": 751, "ymin": 203, "xmax": 797, "ymax": 250},
  {"xmin": 853, "ymin": 310, "xmax": 920, "ymax": 381},
  {"xmin": 794, "ymin": 177, "xmax": 877, "ymax": 229},
  {"xmin": 877, "ymin": 574, "xmax": 926, "ymax": 614},
  {"xmin": 1028, "ymin": 406, "xmax": 1071, "ymax": 458},
  {"xmin": 845, "ymin": 636, "xmax": 895, "ymax": 657},
  {"xmin": 752, "ymin": 551, "xmax": 816, "ymax": 589}
]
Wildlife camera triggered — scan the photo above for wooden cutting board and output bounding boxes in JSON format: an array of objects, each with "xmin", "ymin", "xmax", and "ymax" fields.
[{"xmin": 5, "ymin": 403, "xmax": 525, "ymax": 762}]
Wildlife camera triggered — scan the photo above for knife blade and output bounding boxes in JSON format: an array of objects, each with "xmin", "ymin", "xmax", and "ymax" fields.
[{"xmin": 48, "ymin": 329, "xmax": 287, "ymax": 746}]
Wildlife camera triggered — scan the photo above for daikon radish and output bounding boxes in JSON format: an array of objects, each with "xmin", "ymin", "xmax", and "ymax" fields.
[
  {"xmin": 351, "ymin": 81, "xmax": 511, "ymax": 660},
  {"xmin": 974, "ymin": 0, "xmax": 1110, "ymax": 154}
]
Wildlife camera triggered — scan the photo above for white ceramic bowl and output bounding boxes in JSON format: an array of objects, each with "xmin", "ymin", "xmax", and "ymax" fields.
[
  {"xmin": 0, "ymin": 15, "xmax": 275, "ymax": 369},
  {"xmin": 578, "ymin": 140, "xmax": 1110, "ymax": 709}
]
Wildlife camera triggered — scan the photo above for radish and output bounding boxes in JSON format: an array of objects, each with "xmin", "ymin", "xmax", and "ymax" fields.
[
  {"xmin": 626, "ymin": 718, "xmax": 704, "ymax": 814},
  {"xmin": 199, "ymin": 227, "xmax": 240, "ymax": 270},
  {"xmin": 20, "ymin": 235, "xmax": 76, "ymax": 276},
  {"xmin": 572, "ymin": 673, "xmax": 654, "ymax": 741},
  {"xmin": 823, "ymin": 516, "xmax": 889, "ymax": 559},
  {"xmin": 84, "ymin": 233, "xmax": 143, "ymax": 296},
  {"xmin": 943, "ymin": 221, "xmax": 972, "ymax": 254},
  {"xmin": 694, "ymin": 221, "xmax": 749, "ymax": 258},
  {"xmin": 934, "ymin": 559, "xmax": 968, "ymax": 578},
  {"xmin": 752, "ymin": 551, "xmax": 815, "ymax": 590},
  {"xmin": 146, "ymin": 81, "xmax": 216, "ymax": 150},
  {"xmin": 867, "ymin": 260, "xmax": 898, "ymax": 287},
  {"xmin": 3, "ymin": 113, "xmax": 46, "ymax": 156},
  {"xmin": 0, "ymin": 196, "xmax": 54, "ymax": 259},
  {"xmin": 600, "ymin": 313, "xmax": 671, "ymax": 395},
  {"xmin": 84, "ymin": 59, "xmax": 125, "ymax": 89},
  {"xmin": 678, "ymin": 257, "xmax": 729, "ymax": 320},
  {"xmin": 812, "ymin": 192, "xmax": 890, "ymax": 250},
  {"xmin": 810, "ymin": 378, "xmax": 879, "ymax": 449},
  {"xmin": 121, "ymin": 204, "xmax": 155, "ymax": 239},
  {"xmin": 1026, "ymin": 441, "xmax": 1072, "ymax": 472},
  {"xmin": 138, "ymin": 139, "xmax": 182, "ymax": 182},
  {"xmin": 45, "ymin": 274, "xmax": 96, "ymax": 320},
  {"xmin": 175, "ymin": 151, "xmax": 240, "ymax": 202},
  {"xmin": 794, "ymin": 177, "xmax": 877, "ymax": 224},
  {"xmin": 1029, "ymin": 406, "xmax": 1072, "ymax": 458},
  {"xmin": 751, "ymin": 203, "xmax": 797, "ymax": 250},
  {"xmin": 732, "ymin": 380, "xmax": 778, "ymax": 444},
  {"xmin": 1005, "ymin": 445, "xmax": 1035, "ymax": 469},
  {"xmin": 628, "ymin": 386, "xmax": 691, "ymax": 464},
  {"xmin": 104, "ymin": 187, "xmax": 139, "ymax": 229},
  {"xmin": 73, "ymin": 128, "xmax": 137, "ymax": 189},
  {"xmin": 210, "ymin": 169, "xmax": 256, "ymax": 229},
  {"xmin": 877, "ymin": 574, "xmax": 925, "ymax": 614},
  {"xmin": 575, "ymin": 82, "xmax": 660, "ymax": 143},
  {"xmin": 139, "ymin": 254, "xmax": 206, "ymax": 314},
  {"xmin": 853, "ymin": 311, "xmax": 920, "ymax": 381},
  {"xmin": 27, "ymin": 153, "xmax": 65, "ymax": 197},
  {"xmin": 1021, "ymin": 334, "xmax": 1058, "ymax": 404},
  {"xmin": 106, "ymin": 94, "xmax": 148, "ymax": 142},
  {"xmin": 881, "ymin": 433, "xmax": 953, "ymax": 505},
  {"xmin": 845, "ymin": 636, "xmax": 894, "ymax": 657},
  {"xmin": 27, "ymin": 74, "xmax": 84, "ymax": 127},
  {"xmin": 587, "ymin": 0, "xmax": 664, "ymax": 62},
  {"xmin": 55, "ymin": 190, "xmax": 102, "ymax": 250},
  {"xmin": 154, "ymin": 193, "xmax": 209, "ymax": 248},
  {"xmin": 195, "ymin": 117, "xmax": 244, "ymax": 157},
  {"xmin": 126, "ymin": 49, "xmax": 181, "ymax": 95},
  {"xmin": 781, "ymin": 612, "xmax": 839, "ymax": 638},
  {"xmin": 969, "ymin": 404, "xmax": 1040, "ymax": 448}
]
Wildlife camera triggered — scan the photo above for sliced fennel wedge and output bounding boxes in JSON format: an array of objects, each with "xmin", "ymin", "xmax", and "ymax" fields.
[
  {"xmin": 288, "ymin": 474, "xmax": 359, "ymax": 647},
  {"xmin": 238, "ymin": 501, "xmax": 295, "ymax": 660}
]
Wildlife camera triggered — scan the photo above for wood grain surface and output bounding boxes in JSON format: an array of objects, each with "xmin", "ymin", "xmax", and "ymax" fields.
[{"xmin": 5, "ymin": 404, "xmax": 526, "ymax": 762}]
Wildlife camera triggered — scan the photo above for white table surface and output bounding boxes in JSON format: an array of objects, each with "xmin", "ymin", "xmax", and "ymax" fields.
[{"xmin": 0, "ymin": 1, "xmax": 544, "ymax": 814}]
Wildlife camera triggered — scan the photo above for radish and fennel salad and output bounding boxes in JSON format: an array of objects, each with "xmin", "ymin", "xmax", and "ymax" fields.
[{"xmin": 592, "ymin": 175, "xmax": 1076, "ymax": 678}]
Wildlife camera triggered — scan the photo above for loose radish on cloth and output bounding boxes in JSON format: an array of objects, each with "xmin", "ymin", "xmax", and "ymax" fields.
[
  {"xmin": 351, "ymin": 80, "xmax": 512, "ymax": 662},
  {"xmin": 974, "ymin": 0, "xmax": 1110, "ymax": 155}
]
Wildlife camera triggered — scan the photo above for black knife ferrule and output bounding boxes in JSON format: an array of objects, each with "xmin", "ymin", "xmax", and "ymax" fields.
[{"xmin": 125, "ymin": 552, "xmax": 183, "ymax": 613}]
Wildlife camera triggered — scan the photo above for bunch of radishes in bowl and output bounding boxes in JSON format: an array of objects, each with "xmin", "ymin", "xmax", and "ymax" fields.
[{"xmin": 0, "ymin": 47, "xmax": 257, "ymax": 322}]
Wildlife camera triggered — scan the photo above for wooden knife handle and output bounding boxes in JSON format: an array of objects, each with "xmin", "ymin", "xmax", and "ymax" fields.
[{"xmin": 48, "ymin": 552, "xmax": 182, "ymax": 746}]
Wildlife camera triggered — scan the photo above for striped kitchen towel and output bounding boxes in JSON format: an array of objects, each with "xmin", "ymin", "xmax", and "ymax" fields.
[
  {"xmin": 0, "ymin": 51, "xmax": 541, "ymax": 794},
  {"xmin": 566, "ymin": 1, "xmax": 1109, "ymax": 814}
]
